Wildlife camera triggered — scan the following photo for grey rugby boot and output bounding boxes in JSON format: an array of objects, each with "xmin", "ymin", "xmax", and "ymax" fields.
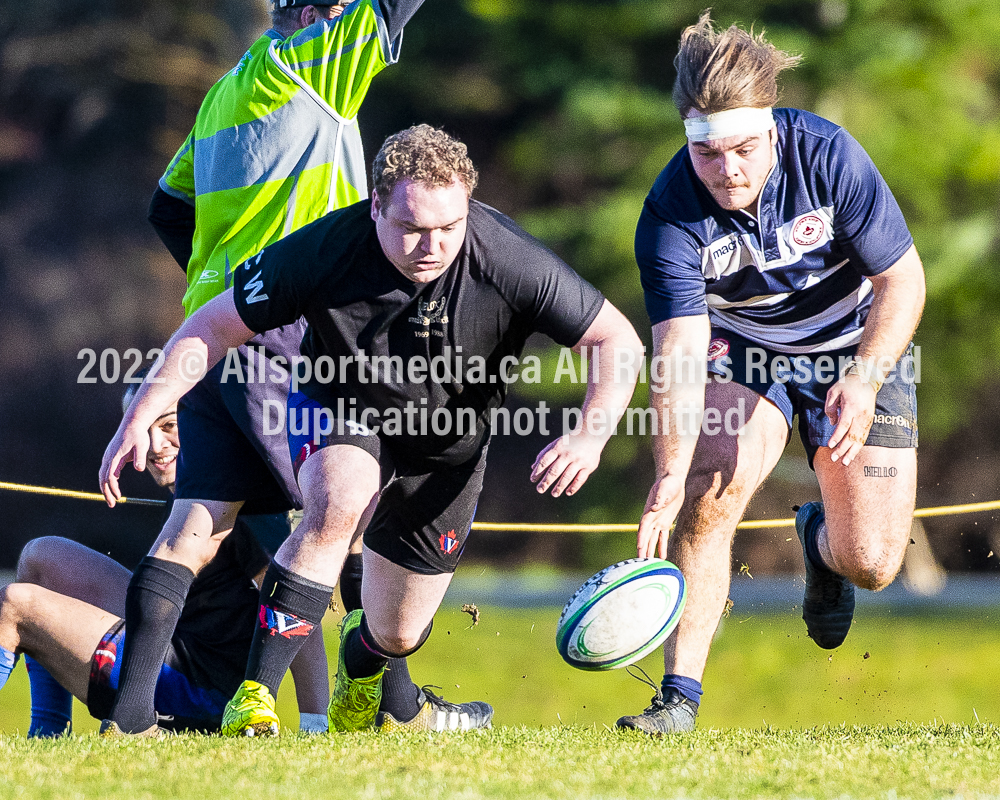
[
  {"xmin": 796, "ymin": 502, "xmax": 855, "ymax": 649},
  {"xmin": 376, "ymin": 687, "xmax": 493, "ymax": 733},
  {"xmin": 99, "ymin": 719, "xmax": 170, "ymax": 739},
  {"xmin": 616, "ymin": 690, "xmax": 698, "ymax": 735}
]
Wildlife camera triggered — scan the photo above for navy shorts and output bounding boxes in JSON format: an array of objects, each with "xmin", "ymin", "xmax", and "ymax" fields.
[
  {"xmin": 705, "ymin": 328, "xmax": 918, "ymax": 467},
  {"xmin": 287, "ymin": 391, "xmax": 486, "ymax": 575},
  {"xmin": 87, "ymin": 621, "xmax": 229, "ymax": 732},
  {"xmin": 175, "ymin": 323, "xmax": 306, "ymax": 515}
]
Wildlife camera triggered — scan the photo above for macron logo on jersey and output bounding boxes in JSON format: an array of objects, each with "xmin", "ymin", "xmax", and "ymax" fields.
[
  {"xmin": 244, "ymin": 270, "xmax": 269, "ymax": 304},
  {"xmin": 704, "ymin": 233, "xmax": 755, "ymax": 280}
]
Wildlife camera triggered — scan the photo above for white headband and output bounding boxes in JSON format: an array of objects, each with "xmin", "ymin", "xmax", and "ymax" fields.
[{"xmin": 684, "ymin": 107, "xmax": 775, "ymax": 142}]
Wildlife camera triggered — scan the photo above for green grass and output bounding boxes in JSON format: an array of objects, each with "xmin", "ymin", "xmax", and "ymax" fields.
[
  {"xmin": 2, "ymin": 725, "xmax": 999, "ymax": 799},
  {"xmin": 2, "ymin": 606, "xmax": 999, "ymax": 798}
]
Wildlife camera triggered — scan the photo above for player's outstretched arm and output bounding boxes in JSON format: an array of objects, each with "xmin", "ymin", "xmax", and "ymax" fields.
[
  {"xmin": 100, "ymin": 291, "xmax": 255, "ymax": 507},
  {"xmin": 824, "ymin": 244, "xmax": 925, "ymax": 466},
  {"xmin": 637, "ymin": 314, "xmax": 711, "ymax": 559},
  {"xmin": 531, "ymin": 300, "xmax": 642, "ymax": 498}
]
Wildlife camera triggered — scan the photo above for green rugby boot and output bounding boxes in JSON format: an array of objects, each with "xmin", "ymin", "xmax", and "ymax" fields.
[
  {"xmin": 221, "ymin": 680, "xmax": 280, "ymax": 737},
  {"xmin": 328, "ymin": 609, "xmax": 384, "ymax": 732}
]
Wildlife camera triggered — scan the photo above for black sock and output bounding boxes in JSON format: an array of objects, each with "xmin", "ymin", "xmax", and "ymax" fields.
[
  {"xmin": 339, "ymin": 553, "xmax": 420, "ymax": 719},
  {"xmin": 343, "ymin": 613, "xmax": 390, "ymax": 680},
  {"xmin": 110, "ymin": 557, "xmax": 194, "ymax": 733},
  {"xmin": 246, "ymin": 563, "xmax": 333, "ymax": 694},
  {"xmin": 803, "ymin": 510, "xmax": 829, "ymax": 571},
  {"xmin": 339, "ymin": 553, "xmax": 363, "ymax": 613},
  {"xmin": 379, "ymin": 657, "xmax": 422, "ymax": 721}
]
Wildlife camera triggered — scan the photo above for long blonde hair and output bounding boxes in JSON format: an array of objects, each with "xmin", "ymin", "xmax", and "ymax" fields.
[{"xmin": 672, "ymin": 11, "xmax": 801, "ymax": 117}]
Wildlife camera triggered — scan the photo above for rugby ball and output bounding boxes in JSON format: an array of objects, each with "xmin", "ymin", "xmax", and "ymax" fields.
[{"xmin": 556, "ymin": 558, "xmax": 686, "ymax": 671}]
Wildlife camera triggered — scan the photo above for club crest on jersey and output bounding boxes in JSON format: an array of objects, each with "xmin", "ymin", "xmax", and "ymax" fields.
[
  {"xmin": 259, "ymin": 605, "xmax": 315, "ymax": 639},
  {"xmin": 439, "ymin": 529, "xmax": 460, "ymax": 554},
  {"xmin": 707, "ymin": 338, "xmax": 730, "ymax": 360},
  {"xmin": 792, "ymin": 214, "xmax": 825, "ymax": 246},
  {"xmin": 409, "ymin": 296, "xmax": 449, "ymax": 337}
]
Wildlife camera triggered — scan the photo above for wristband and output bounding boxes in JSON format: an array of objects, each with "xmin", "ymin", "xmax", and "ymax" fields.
[{"xmin": 840, "ymin": 358, "xmax": 883, "ymax": 393}]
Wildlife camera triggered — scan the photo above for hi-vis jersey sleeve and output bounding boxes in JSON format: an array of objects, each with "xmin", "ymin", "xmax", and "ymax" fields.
[
  {"xmin": 274, "ymin": 0, "xmax": 399, "ymax": 119},
  {"xmin": 160, "ymin": 130, "xmax": 196, "ymax": 205}
]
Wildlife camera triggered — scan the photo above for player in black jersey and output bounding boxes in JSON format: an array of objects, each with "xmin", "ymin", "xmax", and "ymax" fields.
[
  {"xmin": 0, "ymin": 397, "xmax": 328, "ymax": 736},
  {"xmin": 101, "ymin": 125, "xmax": 644, "ymax": 735}
]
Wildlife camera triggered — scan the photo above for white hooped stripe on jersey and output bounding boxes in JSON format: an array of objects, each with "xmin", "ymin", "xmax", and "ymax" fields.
[{"xmin": 709, "ymin": 282, "xmax": 872, "ymax": 353}]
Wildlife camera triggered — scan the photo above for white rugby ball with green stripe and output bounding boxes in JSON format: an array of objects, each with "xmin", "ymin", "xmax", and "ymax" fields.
[{"xmin": 556, "ymin": 558, "xmax": 686, "ymax": 671}]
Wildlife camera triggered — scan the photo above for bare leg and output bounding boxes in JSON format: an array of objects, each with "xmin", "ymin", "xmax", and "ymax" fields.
[
  {"xmin": 0, "ymin": 583, "xmax": 117, "ymax": 703},
  {"xmin": 814, "ymin": 445, "xmax": 917, "ymax": 590},
  {"xmin": 361, "ymin": 546, "xmax": 453, "ymax": 654},
  {"xmin": 108, "ymin": 498, "xmax": 242, "ymax": 732},
  {"xmin": 150, "ymin": 499, "xmax": 243, "ymax": 573},
  {"xmin": 663, "ymin": 381, "xmax": 789, "ymax": 682},
  {"xmin": 275, "ymin": 446, "xmax": 381, "ymax": 585},
  {"xmin": 16, "ymin": 537, "xmax": 132, "ymax": 617}
]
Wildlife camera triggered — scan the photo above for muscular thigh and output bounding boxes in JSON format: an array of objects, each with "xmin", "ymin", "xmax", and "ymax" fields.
[
  {"xmin": 17, "ymin": 537, "xmax": 131, "ymax": 617},
  {"xmin": 686, "ymin": 379, "xmax": 789, "ymax": 505},
  {"xmin": 814, "ymin": 445, "xmax": 916, "ymax": 556},
  {"xmin": 9, "ymin": 584, "xmax": 119, "ymax": 702}
]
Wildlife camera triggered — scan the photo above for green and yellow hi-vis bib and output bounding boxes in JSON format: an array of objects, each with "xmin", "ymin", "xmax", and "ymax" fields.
[{"xmin": 160, "ymin": 0, "xmax": 398, "ymax": 317}]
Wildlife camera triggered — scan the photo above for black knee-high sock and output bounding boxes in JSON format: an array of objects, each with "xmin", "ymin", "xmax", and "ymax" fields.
[
  {"xmin": 343, "ymin": 612, "xmax": 390, "ymax": 679},
  {"xmin": 339, "ymin": 553, "xmax": 364, "ymax": 613},
  {"xmin": 110, "ymin": 557, "xmax": 194, "ymax": 733},
  {"xmin": 339, "ymin": 554, "xmax": 420, "ymax": 720},
  {"xmin": 246, "ymin": 562, "xmax": 333, "ymax": 694}
]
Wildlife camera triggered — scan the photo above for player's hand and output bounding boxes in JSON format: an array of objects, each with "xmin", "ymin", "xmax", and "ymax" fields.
[
  {"xmin": 637, "ymin": 474, "xmax": 684, "ymax": 559},
  {"xmin": 99, "ymin": 422, "xmax": 150, "ymax": 507},
  {"xmin": 824, "ymin": 376, "xmax": 876, "ymax": 466},
  {"xmin": 530, "ymin": 433, "xmax": 603, "ymax": 498}
]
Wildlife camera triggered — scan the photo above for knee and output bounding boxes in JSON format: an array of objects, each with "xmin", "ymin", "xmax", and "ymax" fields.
[
  {"xmin": 0, "ymin": 583, "xmax": 39, "ymax": 623},
  {"xmin": 834, "ymin": 541, "xmax": 903, "ymax": 592},
  {"xmin": 374, "ymin": 631, "xmax": 415, "ymax": 657},
  {"xmin": 302, "ymin": 497, "xmax": 371, "ymax": 545},
  {"xmin": 367, "ymin": 618, "xmax": 432, "ymax": 659},
  {"xmin": 845, "ymin": 560, "xmax": 898, "ymax": 592},
  {"xmin": 15, "ymin": 537, "xmax": 70, "ymax": 585}
]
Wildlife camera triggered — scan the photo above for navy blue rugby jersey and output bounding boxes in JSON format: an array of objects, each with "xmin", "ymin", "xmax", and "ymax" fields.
[{"xmin": 635, "ymin": 108, "xmax": 913, "ymax": 354}]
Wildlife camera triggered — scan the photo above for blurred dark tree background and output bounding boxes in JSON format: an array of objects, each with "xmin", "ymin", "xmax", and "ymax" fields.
[{"xmin": 1, "ymin": 0, "xmax": 998, "ymax": 575}]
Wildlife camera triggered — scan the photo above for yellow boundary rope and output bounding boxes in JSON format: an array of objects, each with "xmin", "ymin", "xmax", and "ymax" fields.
[
  {"xmin": 0, "ymin": 481, "xmax": 166, "ymax": 508},
  {"xmin": 4, "ymin": 480, "xmax": 1000, "ymax": 532}
]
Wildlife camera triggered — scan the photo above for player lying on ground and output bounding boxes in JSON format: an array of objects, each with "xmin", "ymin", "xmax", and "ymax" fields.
[
  {"xmin": 103, "ymin": 0, "xmax": 441, "ymax": 738},
  {"xmin": 102, "ymin": 124, "xmax": 644, "ymax": 735},
  {"xmin": 618, "ymin": 12, "xmax": 925, "ymax": 735},
  {"xmin": 0, "ymin": 396, "xmax": 328, "ymax": 735}
]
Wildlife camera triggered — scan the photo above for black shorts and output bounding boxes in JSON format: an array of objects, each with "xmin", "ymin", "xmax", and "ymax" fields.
[
  {"xmin": 705, "ymin": 328, "xmax": 918, "ymax": 468},
  {"xmin": 175, "ymin": 323, "xmax": 306, "ymax": 515},
  {"xmin": 287, "ymin": 391, "xmax": 486, "ymax": 575}
]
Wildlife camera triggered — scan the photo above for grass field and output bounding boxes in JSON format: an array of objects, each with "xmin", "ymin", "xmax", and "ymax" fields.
[{"xmin": 2, "ymin": 605, "xmax": 999, "ymax": 798}]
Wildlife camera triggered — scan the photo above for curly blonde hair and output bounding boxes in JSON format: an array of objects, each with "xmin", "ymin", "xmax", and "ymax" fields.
[
  {"xmin": 673, "ymin": 11, "xmax": 801, "ymax": 117},
  {"xmin": 372, "ymin": 125, "xmax": 478, "ymax": 209}
]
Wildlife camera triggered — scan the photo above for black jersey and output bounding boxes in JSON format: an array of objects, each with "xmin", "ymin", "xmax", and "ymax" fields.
[
  {"xmin": 162, "ymin": 506, "xmax": 271, "ymax": 696},
  {"xmin": 235, "ymin": 199, "xmax": 604, "ymax": 467}
]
